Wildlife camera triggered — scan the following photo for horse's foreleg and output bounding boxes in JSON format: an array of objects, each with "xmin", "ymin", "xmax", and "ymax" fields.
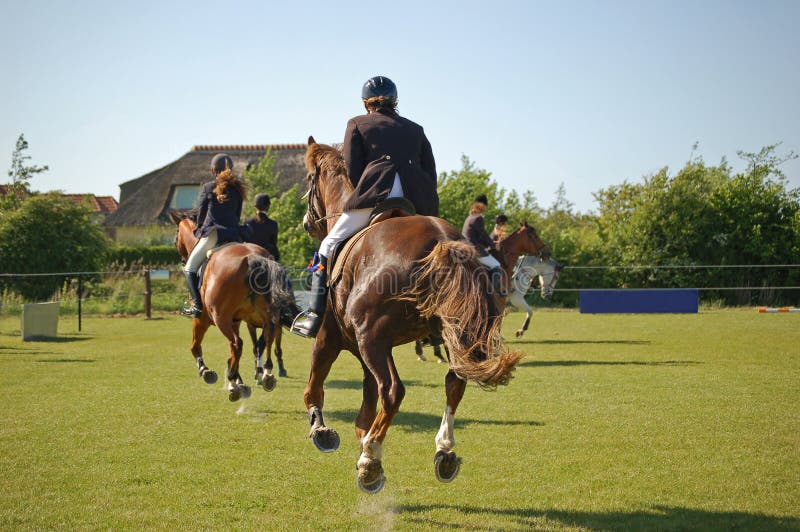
[
  {"xmin": 273, "ymin": 323, "xmax": 286, "ymax": 377},
  {"xmin": 434, "ymin": 369, "xmax": 466, "ymax": 483},
  {"xmin": 191, "ymin": 314, "xmax": 217, "ymax": 384},
  {"xmin": 259, "ymin": 324, "xmax": 276, "ymax": 392},
  {"xmin": 357, "ymin": 338, "xmax": 403, "ymax": 494},
  {"xmin": 415, "ymin": 340, "xmax": 427, "ymax": 361},
  {"xmin": 247, "ymin": 323, "xmax": 263, "ymax": 381},
  {"xmin": 304, "ymin": 324, "xmax": 342, "ymax": 452},
  {"xmin": 511, "ymin": 291, "xmax": 533, "ymax": 338}
]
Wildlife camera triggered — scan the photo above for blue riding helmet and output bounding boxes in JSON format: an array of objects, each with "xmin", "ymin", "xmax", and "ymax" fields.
[{"xmin": 361, "ymin": 76, "xmax": 397, "ymax": 100}]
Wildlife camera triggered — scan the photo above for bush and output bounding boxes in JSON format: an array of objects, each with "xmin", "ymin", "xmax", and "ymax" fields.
[{"xmin": 105, "ymin": 245, "xmax": 180, "ymax": 269}]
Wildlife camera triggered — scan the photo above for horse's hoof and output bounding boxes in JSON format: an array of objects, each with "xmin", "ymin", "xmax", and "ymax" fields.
[
  {"xmin": 228, "ymin": 387, "xmax": 241, "ymax": 402},
  {"xmin": 357, "ymin": 473, "xmax": 386, "ymax": 494},
  {"xmin": 311, "ymin": 427, "xmax": 340, "ymax": 453},
  {"xmin": 434, "ymin": 450, "xmax": 461, "ymax": 482},
  {"xmin": 239, "ymin": 385, "xmax": 252, "ymax": 399},
  {"xmin": 278, "ymin": 368, "xmax": 287, "ymax": 378},
  {"xmin": 515, "ymin": 330, "xmax": 524, "ymax": 338},
  {"xmin": 357, "ymin": 461, "xmax": 386, "ymax": 494},
  {"xmin": 261, "ymin": 374, "xmax": 276, "ymax": 392},
  {"xmin": 202, "ymin": 370, "xmax": 218, "ymax": 385}
]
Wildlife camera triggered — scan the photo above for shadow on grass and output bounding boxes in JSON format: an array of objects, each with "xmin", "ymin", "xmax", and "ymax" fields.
[
  {"xmin": 326, "ymin": 378, "xmax": 438, "ymax": 390},
  {"xmin": 511, "ymin": 339, "xmax": 651, "ymax": 345},
  {"xmin": 324, "ymin": 409, "xmax": 542, "ymax": 431},
  {"xmin": 399, "ymin": 503, "xmax": 799, "ymax": 531},
  {"xmin": 20, "ymin": 336, "xmax": 91, "ymax": 343},
  {"xmin": 35, "ymin": 358, "xmax": 96, "ymax": 363},
  {"xmin": 519, "ymin": 359, "xmax": 701, "ymax": 368}
]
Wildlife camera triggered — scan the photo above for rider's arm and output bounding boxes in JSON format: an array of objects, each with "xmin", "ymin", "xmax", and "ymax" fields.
[
  {"xmin": 194, "ymin": 185, "xmax": 209, "ymax": 236},
  {"xmin": 343, "ymin": 118, "xmax": 366, "ymax": 189}
]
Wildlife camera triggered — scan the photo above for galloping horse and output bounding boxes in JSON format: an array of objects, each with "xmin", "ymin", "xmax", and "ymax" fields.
[
  {"xmin": 170, "ymin": 211, "xmax": 298, "ymax": 399},
  {"xmin": 494, "ymin": 223, "xmax": 562, "ymax": 338},
  {"xmin": 508, "ymin": 256, "xmax": 562, "ymax": 338},
  {"xmin": 300, "ymin": 137, "xmax": 522, "ymax": 493}
]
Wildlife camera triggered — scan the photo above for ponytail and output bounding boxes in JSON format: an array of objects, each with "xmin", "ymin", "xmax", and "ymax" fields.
[{"xmin": 213, "ymin": 168, "xmax": 247, "ymax": 203}]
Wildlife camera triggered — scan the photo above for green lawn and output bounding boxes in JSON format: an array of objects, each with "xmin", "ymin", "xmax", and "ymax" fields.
[{"xmin": 0, "ymin": 309, "xmax": 797, "ymax": 530}]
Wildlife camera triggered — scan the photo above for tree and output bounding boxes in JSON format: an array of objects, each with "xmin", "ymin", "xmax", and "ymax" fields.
[
  {"xmin": 2, "ymin": 133, "xmax": 49, "ymax": 213},
  {"xmin": 242, "ymin": 148, "xmax": 279, "ymax": 218},
  {"xmin": 437, "ymin": 155, "xmax": 504, "ymax": 227},
  {"xmin": 269, "ymin": 184, "xmax": 316, "ymax": 267},
  {"xmin": 0, "ymin": 194, "xmax": 109, "ymax": 300}
]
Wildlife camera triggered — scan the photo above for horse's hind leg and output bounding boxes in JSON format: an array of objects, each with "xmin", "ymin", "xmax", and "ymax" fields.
[
  {"xmin": 356, "ymin": 336, "xmax": 404, "ymax": 494},
  {"xmin": 304, "ymin": 323, "xmax": 342, "ymax": 453},
  {"xmin": 191, "ymin": 314, "xmax": 217, "ymax": 384},
  {"xmin": 220, "ymin": 320, "xmax": 250, "ymax": 402},
  {"xmin": 434, "ymin": 369, "xmax": 466, "ymax": 483}
]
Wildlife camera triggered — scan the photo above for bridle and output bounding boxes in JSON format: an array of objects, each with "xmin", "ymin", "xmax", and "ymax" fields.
[{"xmin": 303, "ymin": 165, "xmax": 342, "ymax": 238}]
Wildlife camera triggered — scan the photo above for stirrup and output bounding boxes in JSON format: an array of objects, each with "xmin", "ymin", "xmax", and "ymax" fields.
[
  {"xmin": 290, "ymin": 310, "xmax": 321, "ymax": 338},
  {"xmin": 180, "ymin": 300, "xmax": 202, "ymax": 318}
]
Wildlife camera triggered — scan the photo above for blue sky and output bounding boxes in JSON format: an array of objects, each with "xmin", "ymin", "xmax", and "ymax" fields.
[{"xmin": 2, "ymin": 0, "xmax": 798, "ymax": 213}]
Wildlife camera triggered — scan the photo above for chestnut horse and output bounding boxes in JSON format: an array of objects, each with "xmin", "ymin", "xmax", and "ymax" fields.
[
  {"xmin": 299, "ymin": 137, "xmax": 522, "ymax": 493},
  {"xmin": 170, "ymin": 211, "xmax": 299, "ymax": 400}
]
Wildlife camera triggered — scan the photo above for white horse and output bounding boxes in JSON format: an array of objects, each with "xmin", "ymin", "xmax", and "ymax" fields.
[{"xmin": 507, "ymin": 255, "xmax": 562, "ymax": 338}]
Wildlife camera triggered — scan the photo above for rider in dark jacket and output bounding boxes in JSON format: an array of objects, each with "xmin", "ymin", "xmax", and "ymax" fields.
[
  {"xmin": 462, "ymin": 194, "xmax": 505, "ymax": 295},
  {"xmin": 182, "ymin": 153, "xmax": 246, "ymax": 317},
  {"xmin": 291, "ymin": 75, "xmax": 438, "ymax": 338},
  {"xmin": 243, "ymin": 193, "xmax": 280, "ymax": 261}
]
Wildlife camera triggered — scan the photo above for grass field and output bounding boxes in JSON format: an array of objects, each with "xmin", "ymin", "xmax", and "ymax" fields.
[{"xmin": 0, "ymin": 309, "xmax": 798, "ymax": 530}]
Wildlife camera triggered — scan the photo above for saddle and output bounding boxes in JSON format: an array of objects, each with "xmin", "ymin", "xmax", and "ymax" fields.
[{"xmin": 327, "ymin": 198, "xmax": 415, "ymax": 288}]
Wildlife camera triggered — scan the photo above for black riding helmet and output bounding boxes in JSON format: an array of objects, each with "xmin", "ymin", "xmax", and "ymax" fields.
[
  {"xmin": 211, "ymin": 153, "xmax": 233, "ymax": 174},
  {"xmin": 361, "ymin": 76, "xmax": 398, "ymax": 100}
]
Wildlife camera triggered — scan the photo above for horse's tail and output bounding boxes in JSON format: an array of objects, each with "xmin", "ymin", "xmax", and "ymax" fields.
[
  {"xmin": 246, "ymin": 255, "xmax": 301, "ymax": 328},
  {"xmin": 403, "ymin": 240, "xmax": 523, "ymax": 389}
]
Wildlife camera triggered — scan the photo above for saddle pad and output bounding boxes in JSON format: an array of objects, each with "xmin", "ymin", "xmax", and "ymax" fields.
[
  {"xmin": 205, "ymin": 241, "xmax": 239, "ymax": 259},
  {"xmin": 328, "ymin": 223, "xmax": 382, "ymax": 288}
]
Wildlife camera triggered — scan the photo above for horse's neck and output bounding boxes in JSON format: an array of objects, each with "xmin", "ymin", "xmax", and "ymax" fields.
[
  {"xmin": 501, "ymin": 236, "xmax": 524, "ymax": 272},
  {"xmin": 321, "ymin": 175, "xmax": 351, "ymax": 232}
]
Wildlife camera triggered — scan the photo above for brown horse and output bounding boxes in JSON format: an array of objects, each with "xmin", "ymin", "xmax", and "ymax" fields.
[
  {"xmin": 170, "ymin": 211, "xmax": 299, "ymax": 400},
  {"xmin": 299, "ymin": 137, "xmax": 522, "ymax": 493}
]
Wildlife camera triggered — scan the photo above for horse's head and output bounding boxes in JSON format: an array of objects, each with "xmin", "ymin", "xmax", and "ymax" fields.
[
  {"xmin": 169, "ymin": 209, "xmax": 198, "ymax": 263},
  {"xmin": 500, "ymin": 222, "xmax": 551, "ymax": 264},
  {"xmin": 302, "ymin": 136, "xmax": 353, "ymax": 240}
]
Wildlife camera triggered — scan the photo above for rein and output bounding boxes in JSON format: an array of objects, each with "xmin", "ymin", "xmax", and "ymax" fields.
[{"xmin": 305, "ymin": 166, "xmax": 343, "ymax": 234}]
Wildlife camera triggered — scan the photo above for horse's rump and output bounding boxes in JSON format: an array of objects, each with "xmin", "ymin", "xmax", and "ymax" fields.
[{"xmin": 335, "ymin": 215, "xmax": 522, "ymax": 388}]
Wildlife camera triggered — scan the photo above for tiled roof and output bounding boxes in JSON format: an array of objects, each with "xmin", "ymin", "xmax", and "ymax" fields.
[{"xmin": 106, "ymin": 144, "xmax": 308, "ymax": 227}]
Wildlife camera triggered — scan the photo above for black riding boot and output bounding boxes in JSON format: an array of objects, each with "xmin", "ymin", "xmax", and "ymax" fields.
[
  {"xmin": 182, "ymin": 271, "xmax": 203, "ymax": 318},
  {"xmin": 489, "ymin": 267, "xmax": 507, "ymax": 296},
  {"xmin": 291, "ymin": 256, "xmax": 328, "ymax": 338}
]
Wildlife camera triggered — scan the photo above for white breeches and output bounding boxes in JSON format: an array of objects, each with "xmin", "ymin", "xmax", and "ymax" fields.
[
  {"xmin": 478, "ymin": 254, "xmax": 502, "ymax": 270},
  {"xmin": 184, "ymin": 229, "xmax": 218, "ymax": 273},
  {"xmin": 318, "ymin": 173, "xmax": 404, "ymax": 259}
]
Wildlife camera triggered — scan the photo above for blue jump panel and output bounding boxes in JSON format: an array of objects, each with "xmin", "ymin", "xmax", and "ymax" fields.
[{"xmin": 579, "ymin": 289, "xmax": 698, "ymax": 313}]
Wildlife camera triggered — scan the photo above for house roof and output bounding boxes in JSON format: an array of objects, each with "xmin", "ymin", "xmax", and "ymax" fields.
[
  {"xmin": 106, "ymin": 144, "xmax": 307, "ymax": 227},
  {"xmin": 62, "ymin": 194, "xmax": 119, "ymax": 214}
]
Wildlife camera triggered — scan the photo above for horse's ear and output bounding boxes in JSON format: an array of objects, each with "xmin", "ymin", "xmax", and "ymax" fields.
[
  {"xmin": 308, "ymin": 136, "xmax": 316, "ymax": 146},
  {"xmin": 169, "ymin": 210, "xmax": 182, "ymax": 225}
]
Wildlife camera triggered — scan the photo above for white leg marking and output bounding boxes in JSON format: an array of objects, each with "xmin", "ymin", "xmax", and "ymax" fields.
[
  {"xmin": 357, "ymin": 431, "xmax": 383, "ymax": 468},
  {"xmin": 435, "ymin": 406, "xmax": 455, "ymax": 453}
]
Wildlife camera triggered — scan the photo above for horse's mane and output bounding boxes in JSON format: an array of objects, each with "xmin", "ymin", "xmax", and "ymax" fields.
[{"xmin": 305, "ymin": 142, "xmax": 353, "ymax": 191}]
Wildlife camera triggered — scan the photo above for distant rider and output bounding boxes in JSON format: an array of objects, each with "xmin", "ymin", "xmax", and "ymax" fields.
[{"xmin": 182, "ymin": 153, "xmax": 246, "ymax": 317}]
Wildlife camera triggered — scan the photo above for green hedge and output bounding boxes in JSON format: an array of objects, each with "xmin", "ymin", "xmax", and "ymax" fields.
[{"xmin": 106, "ymin": 245, "xmax": 180, "ymax": 268}]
